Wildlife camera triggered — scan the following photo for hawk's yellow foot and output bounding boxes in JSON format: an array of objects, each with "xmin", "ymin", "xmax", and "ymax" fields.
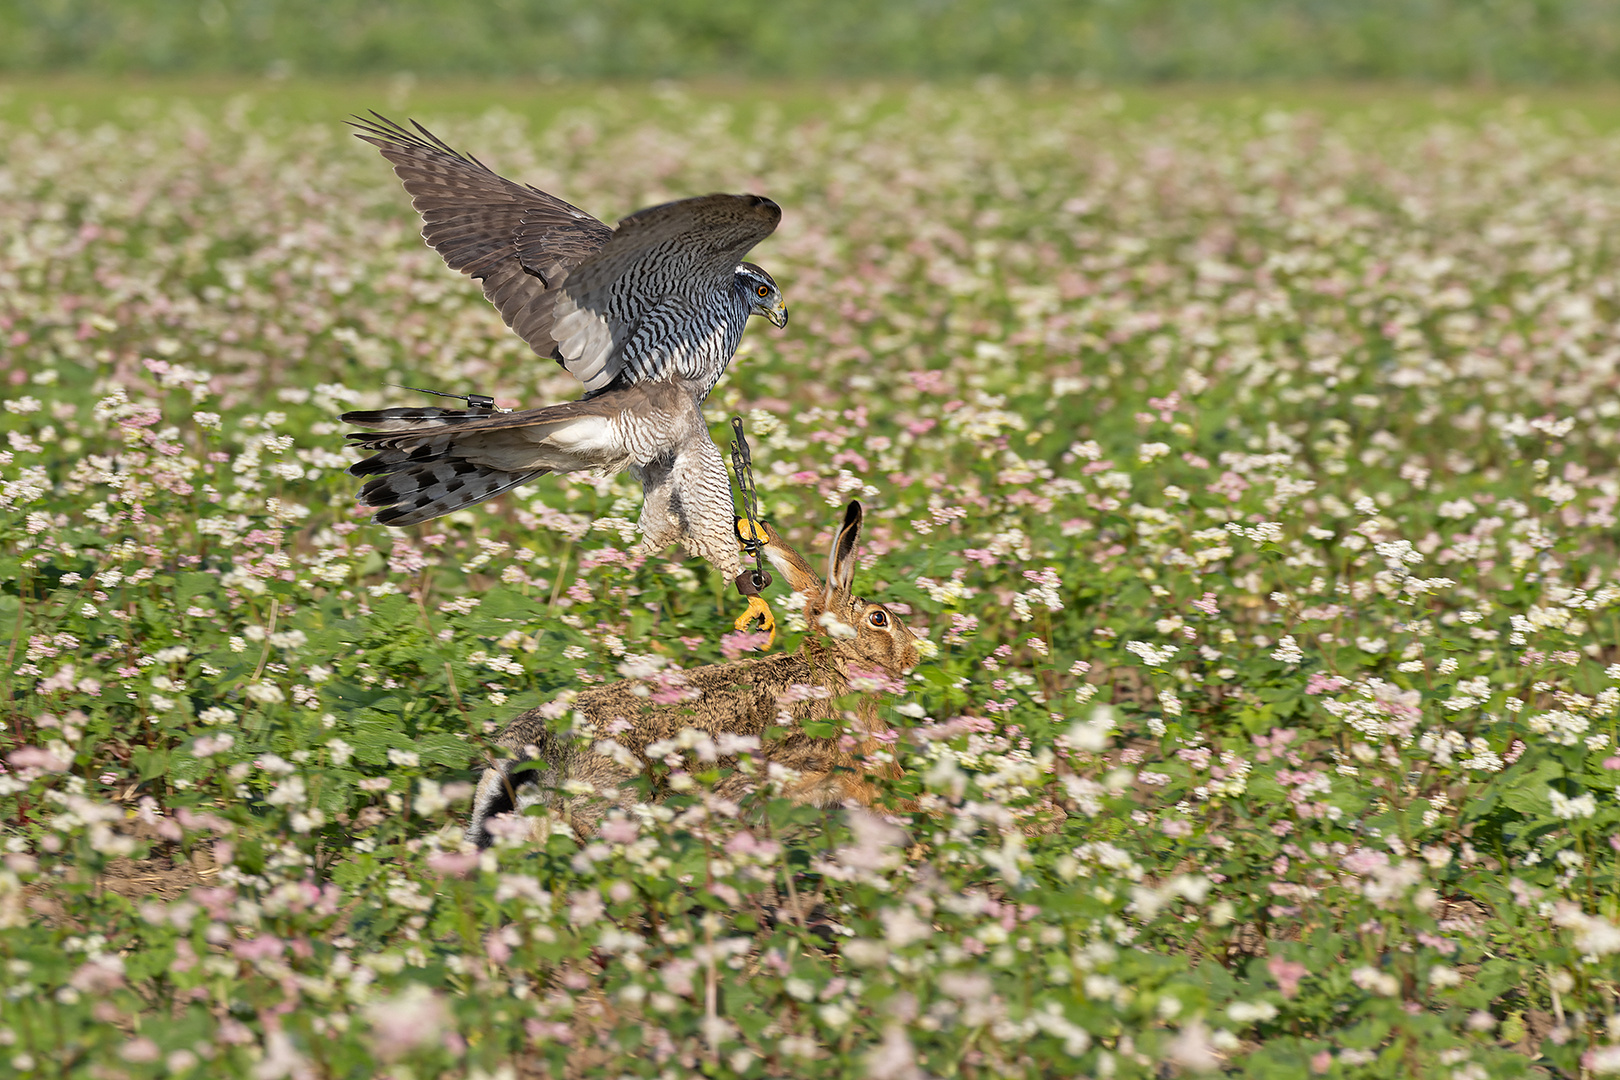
[
  {"xmin": 733, "ymin": 516, "xmax": 776, "ymax": 648},
  {"xmin": 734, "ymin": 593, "xmax": 776, "ymax": 649}
]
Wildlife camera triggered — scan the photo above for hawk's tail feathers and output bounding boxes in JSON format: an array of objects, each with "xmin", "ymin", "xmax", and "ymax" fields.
[
  {"xmin": 341, "ymin": 406, "xmax": 493, "ymax": 433},
  {"xmin": 347, "ymin": 439, "xmax": 457, "ymax": 477},
  {"xmin": 356, "ymin": 462, "xmax": 548, "ymax": 527}
]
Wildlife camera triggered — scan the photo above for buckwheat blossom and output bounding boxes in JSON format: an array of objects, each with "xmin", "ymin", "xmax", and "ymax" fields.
[
  {"xmin": 1125, "ymin": 641, "xmax": 1178, "ymax": 666},
  {"xmin": 245, "ymin": 682, "xmax": 285, "ymax": 704},
  {"xmin": 814, "ymin": 810, "xmax": 907, "ymax": 881},
  {"xmin": 1268, "ymin": 957, "xmax": 1308, "ymax": 998},
  {"xmin": 1164, "ymin": 1019, "xmax": 1222, "ymax": 1071},
  {"xmin": 362, "ymin": 985, "xmax": 452, "ymax": 1060},
  {"xmin": 118, "ymin": 1038, "xmax": 160, "ymax": 1064},
  {"xmin": 193, "ymin": 733, "xmax": 235, "ymax": 757},
  {"xmin": 7, "ymin": 746, "xmax": 69, "ymax": 773},
  {"xmin": 1227, "ymin": 1000, "xmax": 1278, "ymax": 1024},
  {"xmin": 1552, "ymin": 903, "xmax": 1620, "ymax": 959},
  {"xmin": 864, "ymin": 1025, "xmax": 924, "ymax": 1080},
  {"xmin": 1350, "ymin": 966, "xmax": 1400, "ymax": 996},
  {"xmin": 1549, "ymin": 789, "xmax": 1598, "ymax": 820},
  {"xmin": 1063, "ymin": 706, "xmax": 1117, "ymax": 753},
  {"xmin": 1528, "ymin": 710, "xmax": 1592, "ymax": 747},
  {"xmin": 1270, "ymin": 635, "xmax": 1304, "ymax": 665}
]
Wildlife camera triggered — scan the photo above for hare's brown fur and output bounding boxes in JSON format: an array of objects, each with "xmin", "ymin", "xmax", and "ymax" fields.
[{"xmin": 467, "ymin": 501, "xmax": 917, "ymax": 846}]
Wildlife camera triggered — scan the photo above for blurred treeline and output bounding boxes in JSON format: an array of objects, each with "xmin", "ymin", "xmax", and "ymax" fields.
[{"xmin": 3, "ymin": 0, "xmax": 1619, "ymax": 80}]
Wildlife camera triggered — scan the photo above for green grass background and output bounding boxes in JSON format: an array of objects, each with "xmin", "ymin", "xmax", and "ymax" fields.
[{"xmin": 3, "ymin": 0, "xmax": 1620, "ymax": 81}]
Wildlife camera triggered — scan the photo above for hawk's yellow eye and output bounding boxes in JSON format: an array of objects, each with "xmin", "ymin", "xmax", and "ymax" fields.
[{"xmin": 756, "ymin": 285, "xmax": 769, "ymax": 297}]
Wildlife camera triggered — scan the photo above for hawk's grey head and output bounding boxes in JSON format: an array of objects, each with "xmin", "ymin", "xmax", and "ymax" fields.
[{"xmin": 736, "ymin": 262, "xmax": 788, "ymax": 329}]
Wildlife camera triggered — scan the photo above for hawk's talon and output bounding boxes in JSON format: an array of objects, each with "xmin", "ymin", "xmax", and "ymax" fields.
[{"xmin": 735, "ymin": 594, "xmax": 776, "ymax": 649}]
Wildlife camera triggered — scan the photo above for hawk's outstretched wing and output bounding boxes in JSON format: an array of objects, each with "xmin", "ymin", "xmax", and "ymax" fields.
[
  {"xmin": 355, "ymin": 114, "xmax": 780, "ymax": 394},
  {"xmin": 351, "ymin": 112, "xmax": 613, "ymax": 360}
]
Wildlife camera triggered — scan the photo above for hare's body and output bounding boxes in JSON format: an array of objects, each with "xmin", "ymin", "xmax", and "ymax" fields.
[{"xmin": 468, "ymin": 501, "xmax": 917, "ymax": 847}]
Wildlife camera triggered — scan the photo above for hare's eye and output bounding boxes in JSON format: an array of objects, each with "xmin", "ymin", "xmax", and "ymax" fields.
[{"xmin": 868, "ymin": 610, "xmax": 888, "ymax": 628}]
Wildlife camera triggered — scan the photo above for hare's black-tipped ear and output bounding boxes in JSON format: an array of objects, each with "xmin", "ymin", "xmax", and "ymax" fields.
[{"xmin": 823, "ymin": 501, "xmax": 862, "ymax": 603}]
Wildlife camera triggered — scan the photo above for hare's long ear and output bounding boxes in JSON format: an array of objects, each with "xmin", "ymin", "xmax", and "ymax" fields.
[
  {"xmin": 738, "ymin": 517, "xmax": 822, "ymax": 596},
  {"xmin": 823, "ymin": 501, "xmax": 862, "ymax": 603}
]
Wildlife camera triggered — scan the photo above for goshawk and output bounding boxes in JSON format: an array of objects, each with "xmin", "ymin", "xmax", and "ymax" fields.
[{"xmin": 341, "ymin": 114, "xmax": 787, "ymax": 630}]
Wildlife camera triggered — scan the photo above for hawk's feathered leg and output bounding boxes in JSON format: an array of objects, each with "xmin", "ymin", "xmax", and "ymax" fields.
[{"xmin": 632, "ymin": 437, "xmax": 773, "ymax": 643}]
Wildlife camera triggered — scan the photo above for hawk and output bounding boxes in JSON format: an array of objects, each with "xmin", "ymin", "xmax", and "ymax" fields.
[{"xmin": 341, "ymin": 114, "xmax": 788, "ymax": 633}]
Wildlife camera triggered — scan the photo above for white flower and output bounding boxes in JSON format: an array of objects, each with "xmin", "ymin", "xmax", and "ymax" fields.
[
  {"xmin": 256, "ymin": 753, "xmax": 296, "ymax": 774},
  {"xmin": 1350, "ymin": 966, "xmax": 1399, "ymax": 996},
  {"xmin": 1125, "ymin": 640, "xmax": 1178, "ymax": 666},
  {"xmin": 266, "ymin": 775, "xmax": 306, "ymax": 807},
  {"xmin": 193, "ymin": 733, "xmax": 234, "ymax": 757},
  {"xmin": 817, "ymin": 611, "xmax": 857, "ymax": 639},
  {"xmin": 1552, "ymin": 902, "xmax": 1620, "ymax": 957},
  {"xmin": 413, "ymin": 780, "xmax": 448, "ymax": 816},
  {"xmin": 1138, "ymin": 441, "xmax": 1171, "ymax": 463},
  {"xmin": 1227, "ymin": 1000, "xmax": 1278, "ymax": 1024},
  {"xmin": 1548, "ymin": 789, "xmax": 1597, "ymax": 820},
  {"xmin": 1428, "ymin": 965, "xmax": 1462, "ymax": 988},
  {"xmin": 245, "ymin": 682, "xmax": 285, "ymax": 704},
  {"xmin": 1270, "ymin": 635, "xmax": 1303, "ymax": 664},
  {"xmin": 1066, "ymin": 706, "xmax": 1116, "ymax": 752}
]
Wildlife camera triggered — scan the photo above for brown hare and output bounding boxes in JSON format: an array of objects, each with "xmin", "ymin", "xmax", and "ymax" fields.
[{"xmin": 467, "ymin": 500, "xmax": 919, "ymax": 847}]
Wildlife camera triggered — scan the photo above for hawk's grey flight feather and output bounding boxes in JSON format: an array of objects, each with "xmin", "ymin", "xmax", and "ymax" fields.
[{"xmin": 343, "ymin": 113, "xmax": 788, "ymax": 584}]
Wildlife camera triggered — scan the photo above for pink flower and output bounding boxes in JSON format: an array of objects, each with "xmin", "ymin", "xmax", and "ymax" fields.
[
  {"xmin": 720, "ymin": 629, "xmax": 769, "ymax": 660},
  {"xmin": 1269, "ymin": 957, "xmax": 1308, "ymax": 998},
  {"xmin": 568, "ymin": 889, "xmax": 604, "ymax": 926},
  {"xmin": 1341, "ymin": 847, "xmax": 1391, "ymax": 875},
  {"xmin": 364, "ymin": 986, "xmax": 451, "ymax": 1061},
  {"xmin": 847, "ymin": 665, "xmax": 905, "ymax": 694},
  {"xmin": 233, "ymin": 935, "xmax": 284, "ymax": 962},
  {"xmin": 662, "ymin": 957, "xmax": 699, "ymax": 997},
  {"xmin": 1305, "ymin": 672, "xmax": 1348, "ymax": 695},
  {"xmin": 599, "ymin": 817, "xmax": 639, "ymax": 845},
  {"xmin": 1165, "ymin": 1019, "xmax": 1221, "ymax": 1071},
  {"xmin": 69, "ymin": 955, "xmax": 125, "ymax": 993},
  {"xmin": 6, "ymin": 746, "xmax": 69, "ymax": 772},
  {"xmin": 119, "ymin": 1038, "xmax": 160, "ymax": 1064},
  {"xmin": 427, "ymin": 850, "xmax": 480, "ymax": 877}
]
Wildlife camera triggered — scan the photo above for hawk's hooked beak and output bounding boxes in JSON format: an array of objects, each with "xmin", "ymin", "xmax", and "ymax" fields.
[{"xmin": 765, "ymin": 301, "xmax": 788, "ymax": 329}]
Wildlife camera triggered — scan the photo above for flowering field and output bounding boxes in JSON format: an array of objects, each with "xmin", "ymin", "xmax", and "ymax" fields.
[{"xmin": 4, "ymin": 82, "xmax": 1620, "ymax": 1077}]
